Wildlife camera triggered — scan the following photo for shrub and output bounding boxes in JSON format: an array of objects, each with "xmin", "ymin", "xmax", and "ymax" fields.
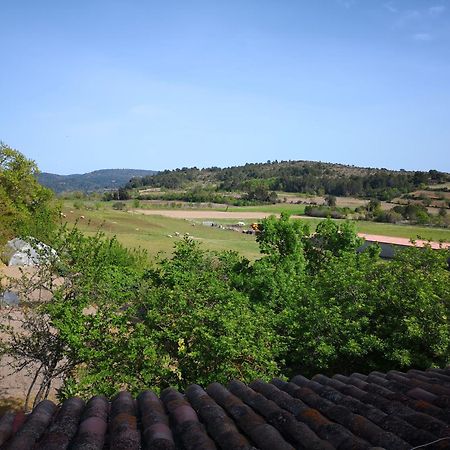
[{"xmin": 112, "ymin": 201, "xmax": 126, "ymax": 210}]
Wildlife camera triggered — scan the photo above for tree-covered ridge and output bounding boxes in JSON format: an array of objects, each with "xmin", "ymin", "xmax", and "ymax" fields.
[
  {"xmin": 38, "ymin": 169, "xmax": 157, "ymax": 193},
  {"xmin": 127, "ymin": 160, "xmax": 449, "ymax": 201}
]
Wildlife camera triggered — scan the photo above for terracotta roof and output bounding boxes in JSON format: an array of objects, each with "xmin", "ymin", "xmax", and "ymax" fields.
[
  {"xmin": 0, "ymin": 367, "xmax": 449, "ymax": 449},
  {"xmin": 357, "ymin": 234, "xmax": 450, "ymax": 250}
]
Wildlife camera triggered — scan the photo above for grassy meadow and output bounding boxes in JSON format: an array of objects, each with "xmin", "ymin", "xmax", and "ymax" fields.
[
  {"xmin": 62, "ymin": 200, "xmax": 450, "ymax": 260},
  {"xmin": 61, "ymin": 203, "xmax": 261, "ymax": 259}
]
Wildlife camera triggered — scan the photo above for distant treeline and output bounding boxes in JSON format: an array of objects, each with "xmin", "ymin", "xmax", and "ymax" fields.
[
  {"xmin": 126, "ymin": 161, "xmax": 449, "ymax": 200},
  {"xmin": 38, "ymin": 169, "xmax": 157, "ymax": 193}
]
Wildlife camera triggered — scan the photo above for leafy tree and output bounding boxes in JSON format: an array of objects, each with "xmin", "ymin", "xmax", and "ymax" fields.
[
  {"xmin": 325, "ymin": 194, "xmax": 337, "ymax": 207},
  {"xmin": 139, "ymin": 238, "xmax": 280, "ymax": 389},
  {"xmin": 256, "ymin": 212, "xmax": 308, "ymax": 260},
  {"xmin": 243, "ymin": 182, "xmax": 278, "ymax": 203},
  {"xmin": 250, "ymin": 215, "xmax": 449, "ymax": 376},
  {"xmin": 0, "ymin": 143, "xmax": 58, "ymax": 245},
  {"xmin": 2, "ymin": 230, "xmax": 279, "ymax": 401},
  {"xmin": 303, "ymin": 219, "xmax": 362, "ymax": 273},
  {"xmin": 367, "ymin": 198, "xmax": 381, "ymax": 212},
  {"xmin": 292, "ymin": 245, "xmax": 449, "ymax": 374}
]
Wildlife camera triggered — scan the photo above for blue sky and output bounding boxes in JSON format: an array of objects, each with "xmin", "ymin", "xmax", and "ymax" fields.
[{"xmin": 1, "ymin": 0, "xmax": 449, "ymax": 174}]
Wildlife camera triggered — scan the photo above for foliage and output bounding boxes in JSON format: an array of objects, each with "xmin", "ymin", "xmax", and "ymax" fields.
[
  {"xmin": 139, "ymin": 239, "xmax": 280, "ymax": 389},
  {"xmin": 247, "ymin": 216, "xmax": 449, "ymax": 376},
  {"xmin": 2, "ymin": 214, "xmax": 449, "ymax": 405},
  {"xmin": 294, "ymin": 244, "xmax": 450, "ymax": 374},
  {"xmin": 0, "ymin": 143, "xmax": 58, "ymax": 245},
  {"xmin": 325, "ymin": 194, "xmax": 337, "ymax": 207},
  {"xmin": 242, "ymin": 180, "xmax": 278, "ymax": 203},
  {"xmin": 2, "ymin": 228, "xmax": 279, "ymax": 401},
  {"xmin": 103, "ymin": 187, "xmax": 132, "ymax": 201},
  {"xmin": 304, "ymin": 205, "xmax": 350, "ymax": 219},
  {"xmin": 112, "ymin": 201, "xmax": 126, "ymax": 210},
  {"xmin": 126, "ymin": 160, "xmax": 449, "ymax": 200}
]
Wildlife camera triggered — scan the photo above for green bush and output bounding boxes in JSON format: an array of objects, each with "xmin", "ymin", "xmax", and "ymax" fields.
[{"xmin": 112, "ymin": 201, "xmax": 126, "ymax": 210}]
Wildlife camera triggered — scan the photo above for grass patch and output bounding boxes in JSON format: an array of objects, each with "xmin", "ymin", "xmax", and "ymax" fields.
[{"xmin": 61, "ymin": 205, "xmax": 261, "ymax": 260}]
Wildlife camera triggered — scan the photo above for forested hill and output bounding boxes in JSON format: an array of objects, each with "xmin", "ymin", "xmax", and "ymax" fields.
[
  {"xmin": 126, "ymin": 160, "xmax": 449, "ymax": 200},
  {"xmin": 38, "ymin": 169, "xmax": 157, "ymax": 193}
]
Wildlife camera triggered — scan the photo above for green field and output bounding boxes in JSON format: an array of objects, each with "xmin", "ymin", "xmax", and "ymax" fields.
[
  {"xmin": 62, "ymin": 200, "xmax": 450, "ymax": 260},
  {"xmin": 62, "ymin": 205, "xmax": 262, "ymax": 260}
]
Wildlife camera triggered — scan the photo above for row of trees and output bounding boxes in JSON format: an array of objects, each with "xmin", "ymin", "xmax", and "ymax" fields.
[
  {"xmin": 106, "ymin": 184, "xmax": 279, "ymax": 206},
  {"xmin": 304, "ymin": 199, "xmax": 449, "ymax": 227},
  {"xmin": 2, "ymin": 215, "xmax": 449, "ymax": 405}
]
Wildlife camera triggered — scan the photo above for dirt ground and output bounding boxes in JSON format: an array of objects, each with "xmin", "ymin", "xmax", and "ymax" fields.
[
  {"xmin": 131, "ymin": 209, "xmax": 277, "ymax": 219},
  {"xmin": 1, "ymin": 266, "xmax": 60, "ymax": 411},
  {"xmin": 0, "ymin": 309, "xmax": 61, "ymax": 412}
]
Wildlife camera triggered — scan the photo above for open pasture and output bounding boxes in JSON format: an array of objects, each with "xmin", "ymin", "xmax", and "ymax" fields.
[
  {"xmin": 62, "ymin": 201, "xmax": 450, "ymax": 260},
  {"xmin": 61, "ymin": 203, "xmax": 261, "ymax": 259}
]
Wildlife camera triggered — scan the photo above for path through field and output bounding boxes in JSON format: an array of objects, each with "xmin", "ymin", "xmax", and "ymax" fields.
[{"xmin": 130, "ymin": 209, "xmax": 281, "ymax": 219}]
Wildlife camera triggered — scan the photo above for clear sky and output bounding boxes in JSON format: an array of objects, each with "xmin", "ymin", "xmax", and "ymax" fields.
[{"xmin": 1, "ymin": 0, "xmax": 449, "ymax": 174}]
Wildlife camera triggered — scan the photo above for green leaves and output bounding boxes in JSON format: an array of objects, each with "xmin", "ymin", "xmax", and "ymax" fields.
[
  {"xmin": 0, "ymin": 143, "xmax": 58, "ymax": 245},
  {"xmin": 257, "ymin": 212, "xmax": 309, "ymax": 259},
  {"xmin": 5, "ymin": 212, "xmax": 448, "ymax": 404}
]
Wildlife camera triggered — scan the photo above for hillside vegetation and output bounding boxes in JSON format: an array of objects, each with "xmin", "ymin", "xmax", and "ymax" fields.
[
  {"xmin": 127, "ymin": 160, "xmax": 450, "ymax": 201},
  {"xmin": 38, "ymin": 168, "xmax": 157, "ymax": 193}
]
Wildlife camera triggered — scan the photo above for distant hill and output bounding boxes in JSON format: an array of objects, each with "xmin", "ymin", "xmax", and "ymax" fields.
[
  {"xmin": 38, "ymin": 169, "xmax": 157, "ymax": 193},
  {"xmin": 126, "ymin": 160, "xmax": 449, "ymax": 201}
]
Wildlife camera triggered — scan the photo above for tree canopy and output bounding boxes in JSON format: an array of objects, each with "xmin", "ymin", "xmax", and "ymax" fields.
[{"xmin": 0, "ymin": 143, "xmax": 57, "ymax": 245}]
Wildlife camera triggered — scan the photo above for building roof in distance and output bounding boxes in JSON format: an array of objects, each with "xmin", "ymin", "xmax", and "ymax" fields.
[
  {"xmin": 0, "ymin": 367, "xmax": 449, "ymax": 449},
  {"xmin": 358, "ymin": 233, "xmax": 450, "ymax": 250}
]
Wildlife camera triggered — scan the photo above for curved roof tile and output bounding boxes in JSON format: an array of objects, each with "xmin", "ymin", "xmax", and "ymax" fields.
[{"xmin": 0, "ymin": 367, "xmax": 449, "ymax": 449}]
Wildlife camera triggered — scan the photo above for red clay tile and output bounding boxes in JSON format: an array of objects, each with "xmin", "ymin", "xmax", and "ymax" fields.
[{"xmin": 1, "ymin": 367, "xmax": 450, "ymax": 449}]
